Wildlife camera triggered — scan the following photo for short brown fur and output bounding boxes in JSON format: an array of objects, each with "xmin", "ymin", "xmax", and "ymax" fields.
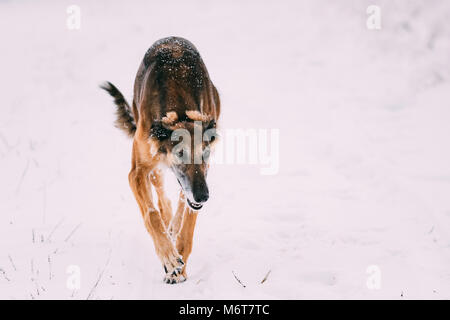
[{"xmin": 101, "ymin": 37, "xmax": 220, "ymax": 284}]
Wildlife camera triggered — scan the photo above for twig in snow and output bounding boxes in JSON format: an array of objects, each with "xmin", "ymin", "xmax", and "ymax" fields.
[
  {"xmin": 8, "ymin": 255, "xmax": 17, "ymax": 271},
  {"xmin": 42, "ymin": 183, "xmax": 47, "ymax": 224},
  {"xmin": 32, "ymin": 279, "xmax": 40, "ymax": 296},
  {"xmin": 65, "ymin": 223, "xmax": 82, "ymax": 242},
  {"xmin": 0, "ymin": 268, "xmax": 10, "ymax": 282},
  {"xmin": 232, "ymin": 271, "xmax": 246, "ymax": 288},
  {"xmin": 48, "ymin": 255, "xmax": 53, "ymax": 280},
  {"xmin": 31, "ymin": 259, "xmax": 40, "ymax": 278},
  {"xmin": 0, "ymin": 131, "xmax": 13, "ymax": 151},
  {"xmin": 87, "ymin": 249, "xmax": 112, "ymax": 300},
  {"xmin": 46, "ymin": 218, "xmax": 65, "ymax": 242},
  {"xmin": 15, "ymin": 159, "xmax": 30, "ymax": 194},
  {"xmin": 260, "ymin": 270, "xmax": 271, "ymax": 284}
]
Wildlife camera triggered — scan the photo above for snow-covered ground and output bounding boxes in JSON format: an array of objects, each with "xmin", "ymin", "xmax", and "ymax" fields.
[{"xmin": 1, "ymin": 0, "xmax": 449, "ymax": 299}]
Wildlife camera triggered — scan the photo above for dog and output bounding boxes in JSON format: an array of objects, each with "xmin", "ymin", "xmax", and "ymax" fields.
[{"xmin": 101, "ymin": 37, "xmax": 220, "ymax": 284}]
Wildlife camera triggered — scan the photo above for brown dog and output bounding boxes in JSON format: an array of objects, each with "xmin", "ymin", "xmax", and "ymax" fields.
[{"xmin": 101, "ymin": 37, "xmax": 220, "ymax": 284}]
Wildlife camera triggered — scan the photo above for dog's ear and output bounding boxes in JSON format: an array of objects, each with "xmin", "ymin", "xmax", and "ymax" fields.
[{"xmin": 150, "ymin": 121, "xmax": 173, "ymax": 141}]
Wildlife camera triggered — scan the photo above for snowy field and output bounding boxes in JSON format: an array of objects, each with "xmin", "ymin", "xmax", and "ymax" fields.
[{"xmin": 1, "ymin": 0, "xmax": 450, "ymax": 299}]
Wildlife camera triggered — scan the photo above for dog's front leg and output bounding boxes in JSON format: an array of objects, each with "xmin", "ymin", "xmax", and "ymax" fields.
[
  {"xmin": 128, "ymin": 166, "xmax": 185, "ymax": 283},
  {"xmin": 176, "ymin": 206, "xmax": 198, "ymax": 278},
  {"xmin": 149, "ymin": 167, "xmax": 173, "ymax": 229},
  {"xmin": 168, "ymin": 190, "xmax": 186, "ymax": 239},
  {"xmin": 169, "ymin": 191, "xmax": 198, "ymax": 279}
]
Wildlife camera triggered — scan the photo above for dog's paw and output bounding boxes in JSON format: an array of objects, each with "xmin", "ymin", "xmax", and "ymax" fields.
[
  {"xmin": 161, "ymin": 250, "xmax": 184, "ymax": 278},
  {"xmin": 163, "ymin": 270, "xmax": 186, "ymax": 284}
]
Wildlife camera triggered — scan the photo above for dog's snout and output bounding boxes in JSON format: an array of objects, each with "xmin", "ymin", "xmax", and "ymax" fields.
[
  {"xmin": 192, "ymin": 177, "xmax": 209, "ymax": 204},
  {"xmin": 194, "ymin": 188, "xmax": 209, "ymax": 204},
  {"xmin": 191, "ymin": 168, "xmax": 209, "ymax": 204}
]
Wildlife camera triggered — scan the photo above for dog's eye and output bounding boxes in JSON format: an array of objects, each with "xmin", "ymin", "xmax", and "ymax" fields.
[
  {"xmin": 177, "ymin": 150, "xmax": 184, "ymax": 158},
  {"xmin": 210, "ymin": 136, "xmax": 215, "ymax": 142}
]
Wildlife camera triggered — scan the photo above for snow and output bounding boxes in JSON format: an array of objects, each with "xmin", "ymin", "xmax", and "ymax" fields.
[{"xmin": 1, "ymin": 0, "xmax": 449, "ymax": 299}]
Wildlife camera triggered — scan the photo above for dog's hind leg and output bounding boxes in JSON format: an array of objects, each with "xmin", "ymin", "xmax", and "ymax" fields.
[{"xmin": 149, "ymin": 167, "xmax": 173, "ymax": 229}]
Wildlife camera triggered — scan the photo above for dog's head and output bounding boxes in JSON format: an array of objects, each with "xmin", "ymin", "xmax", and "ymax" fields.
[{"xmin": 150, "ymin": 111, "xmax": 218, "ymax": 210}]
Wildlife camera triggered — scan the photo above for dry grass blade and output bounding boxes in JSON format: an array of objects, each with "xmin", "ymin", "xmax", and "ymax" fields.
[
  {"xmin": 260, "ymin": 270, "xmax": 271, "ymax": 284},
  {"xmin": 232, "ymin": 270, "xmax": 246, "ymax": 288}
]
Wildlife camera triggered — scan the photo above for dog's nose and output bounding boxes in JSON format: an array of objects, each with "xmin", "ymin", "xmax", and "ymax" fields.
[{"xmin": 194, "ymin": 189, "xmax": 209, "ymax": 203}]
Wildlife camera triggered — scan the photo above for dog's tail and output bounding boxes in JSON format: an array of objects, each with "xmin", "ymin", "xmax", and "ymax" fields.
[{"xmin": 100, "ymin": 81, "xmax": 136, "ymax": 138}]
